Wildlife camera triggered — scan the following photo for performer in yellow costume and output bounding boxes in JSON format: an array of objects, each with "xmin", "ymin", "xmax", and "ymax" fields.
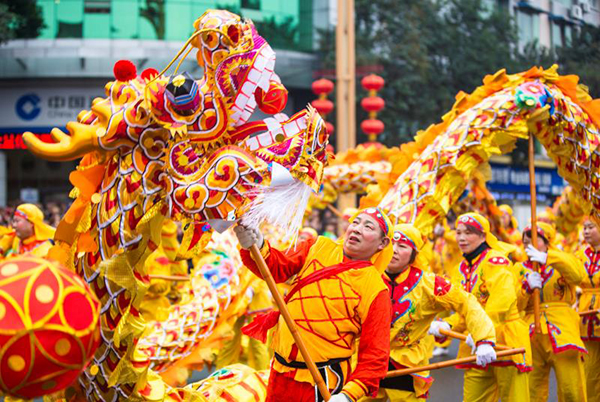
[
  {"xmin": 446, "ymin": 212, "xmax": 532, "ymax": 402},
  {"xmin": 363, "ymin": 223, "xmax": 496, "ymax": 402},
  {"xmin": 516, "ymin": 222, "xmax": 587, "ymax": 402},
  {"xmin": 578, "ymin": 217, "xmax": 600, "ymax": 402},
  {"xmin": 4, "ymin": 203, "xmax": 55, "ymax": 258},
  {"xmin": 235, "ymin": 207, "xmax": 394, "ymax": 402}
]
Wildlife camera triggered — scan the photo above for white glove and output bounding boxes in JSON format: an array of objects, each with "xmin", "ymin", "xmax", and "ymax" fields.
[
  {"xmin": 428, "ymin": 320, "xmax": 451, "ymax": 337},
  {"xmin": 328, "ymin": 394, "xmax": 351, "ymax": 402},
  {"xmin": 475, "ymin": 343, "xmax": 497, "ymax": 367},
  {"xmin": 233, "ymin": 225, "xmax": 264, "ymax": 249},
  {"xmin": 465, "ymin": 333, "xmax": 476, "ymax": 354},
  {"xmin": 525, "ymin": 271, "xmax": 542, "ymax": 290},
  {"xmin": 526, "ymin": 245, "xmax": 547, "ymax": 265}
]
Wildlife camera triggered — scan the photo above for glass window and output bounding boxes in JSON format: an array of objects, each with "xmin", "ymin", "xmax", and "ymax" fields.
[
  {"xmin": 516, "ymin": 9, "xmax": 540, "ymax": 47},
  {"xmin": 111, "ymin": 0, "xmax": 140, "ymax": 39},
  {"xmin": 242, "ymin": 0, "xmax": 260, "ymax": 10},
  {"xmin": 56, "ymin": 0, "xmax": 84, "ymax": 38}
]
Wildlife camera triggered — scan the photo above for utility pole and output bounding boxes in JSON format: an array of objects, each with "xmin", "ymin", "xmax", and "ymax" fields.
[{"xmin": 335, "ymin": 0, "xmax": 356, "ymax": 218}]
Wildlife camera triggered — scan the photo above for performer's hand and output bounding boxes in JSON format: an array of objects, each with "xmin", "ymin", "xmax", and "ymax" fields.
[
  {"xmin": 329, "ymin": 393, "xmax": 352, "ymax": 402},
  {"xmin": 428, "ymin": 320, "xmax": 451, "ymax": 337},
  {"xmin": 234, "ymin": 225, "xmax": 264, "ymax": 249},
  {"xmin": 475, "ymin": 343, "xmax": 496, "ymax": 367},
  {"xmin": 526, "ymin": 245, "xmax": 547, "ymax": 265},
  {"xmin": 465, "ymin": 333, "xmax": 476, "ymax": 354},
  {"xmin": 525, "ymin": 271, "xmax": 542, "ymax": 290}
]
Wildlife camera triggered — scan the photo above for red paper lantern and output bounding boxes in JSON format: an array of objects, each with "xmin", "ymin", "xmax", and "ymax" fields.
[
  {"xmin": 325, "ymin": 121, "xmax": 335, "ymax": 135},
  {"xmin": 255, "ymin": 81, "xmax": 288, "ymax": 114},
  {"xmin": 311, "ymin": 78, "xmax": 334, "ymax": 95},
  {"xmin": 361, "ymin": 74, "xmax": 385, "ymax": 92},
  {"xmin": 311, "ymin": 99, "xmax": 334, "ymax": 115},
  {"xmin": 0, "ymin": 256, "xmax": 101, "ymax": 399},
  {"xmin": 361, "ymin": 96, "xmax": 385, "ymax": 113},
  {"xmin": 361, "ymin": 119, "xmax": 385, "ymax": 136}
]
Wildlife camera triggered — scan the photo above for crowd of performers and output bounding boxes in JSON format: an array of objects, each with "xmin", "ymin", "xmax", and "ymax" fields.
[{"xmin": 2, "ymin": 201, "xmax": 600, "ymax": 402}]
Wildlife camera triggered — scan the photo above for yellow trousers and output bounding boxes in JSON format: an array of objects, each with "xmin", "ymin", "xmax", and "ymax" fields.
[
  {"xmin": 215, "ymin": 315, "xmax": 270, "ymax": 370},
  {"xmin": 585, "ymin": 341, "xmax": 600, "ymax": 402},
  {"xmin": 464, "ymin": 365, "xmax": 530, "ymax": 402},
  {"xmin": 360, "ymin": 388, "xmax": 419, "ymax": 402},
  {"xmin": 529, "ymin": 333, "xmax": 586, "ymax": 402}
]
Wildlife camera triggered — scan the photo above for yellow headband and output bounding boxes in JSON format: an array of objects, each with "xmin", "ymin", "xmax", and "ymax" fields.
[
  {"xmin": 15, "ymin": 203, "xmax": 55, "ymax": 242},
  {"xmin": 457, "ymin": 212, "xmax": 516, "ymax": 255}
]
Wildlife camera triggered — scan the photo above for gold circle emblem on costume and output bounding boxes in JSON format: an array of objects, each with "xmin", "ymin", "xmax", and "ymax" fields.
[
  {"xmin": 8, "ymin": 355, "xmax": 25, "ymax": 371},
  {"xmin": 89, "ymin": 364, "xmax": 99, "ymax": 376},
  {"xmin": 0, "ymin": 303, "xmax": 5, "ymax": 320},
  {"xmin": 35, "ymin": 285, "xmax": 54, "ymax": 304},
  {"xmin": 1, "ymin": 263, "xmax": 19, "ymax": 276},
  {"xmin": 55, "ymin": 338, "xmax": 71, "ymax": 356}
]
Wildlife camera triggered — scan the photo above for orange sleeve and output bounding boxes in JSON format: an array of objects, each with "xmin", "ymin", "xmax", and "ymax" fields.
[
  {"xmin": 343, "ymin": 289, "xmax": 391, "ymax": 400},
  {"xmin": 239, "ymin": 237, "xmax": 316, "ymax": 283}
]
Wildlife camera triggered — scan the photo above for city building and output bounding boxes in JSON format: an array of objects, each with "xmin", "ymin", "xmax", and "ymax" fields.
[{"xmin": 0, "ymin": 0, "xmax": 329, "ymax": 206}]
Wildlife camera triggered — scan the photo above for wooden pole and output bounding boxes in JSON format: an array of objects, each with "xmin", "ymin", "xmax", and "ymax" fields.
[
  {"xmin": 579, "ymin": 309, "xmax": 600, "ymax": 316},
  {"xmin": 529, "ymin": 134, "xmax": 542, "ymax": 334},
  {"xmin": 385, "ymin": 347, "xmax": 526, "ymax": 378},
  {"xmin": 326, "ymin": 203, "xmax": 344, "ymax": 219},
  {"xmin": 335, "ymin": 0, "xmax": 357, "ymax": 234},
  {"xmin": 439, "ymin": 329, "xmax": 511, "ymax": 351},
  {"xmin": 249, "ymin": 244, "xmax": 331, "ymax": 401}
]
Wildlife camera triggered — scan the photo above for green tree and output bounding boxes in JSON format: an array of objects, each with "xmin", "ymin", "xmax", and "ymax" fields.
[
  {"xmin": 0, "ymin": 0, "xmax": 44, "ymax": 43},
  {"xmin": 317, "ymin": 0, "xmax": 563, "ymax": 146},
  {"xmin": 556, "ymin": 24, "xmax": 600, "ymax": 98}
]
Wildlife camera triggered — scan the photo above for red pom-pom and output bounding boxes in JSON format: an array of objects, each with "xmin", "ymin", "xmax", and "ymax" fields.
[
  {"xmin": 141, "ymin": 68, "xmax": 159, "ymax": 82},
  {"xmin": 113, "ymin": 60, "xmax": 137, "ymax": 82}
]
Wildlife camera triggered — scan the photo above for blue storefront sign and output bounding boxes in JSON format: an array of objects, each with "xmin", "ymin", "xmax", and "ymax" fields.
[{"xmin": 488, "ymin": 162, "xmax": 567, "ymax": 202}]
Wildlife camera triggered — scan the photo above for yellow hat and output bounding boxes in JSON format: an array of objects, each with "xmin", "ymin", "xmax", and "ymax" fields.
[
  {"xmin": 457, "ymin": 212, "xmax": 516, "ymax": 256},
  {"xmin": 524, "ymin": 221, "xmax": 557, "ymax": 248},
  {"xmin": 346, "ymin": 207, "xmax": 394, "ymax": 273},
  {"xmin": 299, "ymin": 227, "xmax": 318, "ymax": 241},
  {"xmin": 392, "ymin": 223, "xmax": 430, "ymax": 269},
  {"xmin": 342, "ymin": 207, "xmax": 359, "ymax": 220},
  {"xmin": 499, "ymin": 204, "xmax": 518, "ymax": 230},
  {"xmin": 15, "ymin": 204, "xmax": 55, "ymax": 242}
]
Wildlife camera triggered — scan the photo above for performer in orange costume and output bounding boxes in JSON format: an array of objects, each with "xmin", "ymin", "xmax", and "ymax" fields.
[
  {"xmin": 577, "ymin": 217, "xmax": 600, "ymax": 402},
  {"xmin": 364, "ymin": 223, "xmax": 496, "ymax": 401},
  {"xmin": 235, "ymin": 207, "xmax": 394, "ymax": 402},
  {"xmin": 4, "ymin": 203, "xmax": 55, "ymax": 258}
]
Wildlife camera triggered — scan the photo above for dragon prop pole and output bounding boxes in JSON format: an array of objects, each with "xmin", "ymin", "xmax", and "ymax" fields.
[
  {"xmin": 439, "ymin": 329, "xmax": 511, "ymax": 351},
  {"xmin": 249, "ymin": 243, "xmax": 332, "ymax": 401},
  {"xmin": 529, "ymin": 134, "xmax": 542, "ymax": 334},
  {"xmin": 385, "ymin": 348, "xmax": 526, "ymax": 378}
]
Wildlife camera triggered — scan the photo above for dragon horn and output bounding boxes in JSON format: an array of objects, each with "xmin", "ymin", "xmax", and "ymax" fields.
[{"xmin": 23, "ymin": 121, "xmax": 102, "ymax": 162}]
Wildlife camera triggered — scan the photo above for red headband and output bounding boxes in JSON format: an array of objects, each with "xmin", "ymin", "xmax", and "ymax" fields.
[
  {"xmin": 392, "ymin": 230, "xmax": 417, "ymax": 250},
  {"xmin": 458, "ymin": 215, "xmax": 484, "ymax": 232},
  {"xmin": 524, "ymin": 225, "xmax": 546, "ymax": 239},
  {"xmin": 14, "ymin": 210, "xmax": 28, "ymax": 221},
  {"xmin": 362, "ymin": 208, "xmax": 389, "ymax": 235}
]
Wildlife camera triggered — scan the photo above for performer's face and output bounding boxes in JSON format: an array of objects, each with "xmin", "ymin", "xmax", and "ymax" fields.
[
  {"xmin": 12, "ymin": 215, "xmax": 34, "ymax": 240},
  {"xmin": 343, "ymin": 213, "xmax": 389, "ymax": 260},
  {"xmin": 387, "ymin": 242, "xmax": 414, "ymax": 273},
  {"xmin": 456, "ymin": 223, "xmax": 485, "ymax": 254},
  {"xmin": 583, "ymin": 219, "xmax": 600, "ymax": 248},
  {"xmin": 522, "ymin": 233, "xmax": 548, "ymax": 253}
]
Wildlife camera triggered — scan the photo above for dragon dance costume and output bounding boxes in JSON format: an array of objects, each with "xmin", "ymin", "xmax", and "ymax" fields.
[
  {"xmin": 577, "ymin": 237, "xmax": 600, "ymax": 402},
  {"xmin": 239, "ymin": 208, "xmax": 394, "ymax": 402},
  {"xmin": 364, "ymin": 224, "xmax": 495, "ymax": 402},
  {"xmin": 3, "ymin": 204, "xmax": 55, "ymax": 258},
  {"xmin": 516, "ymin": 222, "xmax": 587, "ymax": 402},
  {"xmin": 447, "ymin": 213, "xmax": 532, "ymax": 402}
]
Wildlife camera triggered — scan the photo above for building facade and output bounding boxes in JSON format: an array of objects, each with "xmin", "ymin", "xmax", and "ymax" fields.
[{"xmin": 0, "ymin": 0, "xmax": 329, "ymax": 205}]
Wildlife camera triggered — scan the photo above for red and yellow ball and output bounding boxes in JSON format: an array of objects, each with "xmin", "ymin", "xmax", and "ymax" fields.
[{"xmin": 0, "ymin": 256, "xmax": 101, "ymax": 399}]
